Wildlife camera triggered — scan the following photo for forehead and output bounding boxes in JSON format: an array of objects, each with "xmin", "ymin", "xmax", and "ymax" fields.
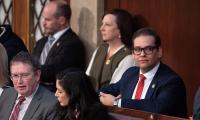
[
  {"xmin": 133, "ymin": 35, "xmax": 155, "ymax": 47},
  {"xmin": 11, "ymin": 62, "xmax": 33, "ymax": 72},
  {"xmin": 42, "ymin": 4, "xmax": 57, "ymax": 18},
  {"xmin": 102, "ymin": 14, "xmax": 117, "ymax": 23}
]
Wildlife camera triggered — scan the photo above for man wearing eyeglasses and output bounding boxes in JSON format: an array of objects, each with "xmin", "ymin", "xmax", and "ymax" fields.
[
  {"xmin": 99, "ymin": 27, "xmax": 187, "ymax": 118},
  {"xmin": 0, "ymin": 52, "xmax": 58, "ymax": 120}
]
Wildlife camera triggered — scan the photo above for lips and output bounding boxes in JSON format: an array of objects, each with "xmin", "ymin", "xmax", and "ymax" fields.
[{"xmin": 17, "ymin": 86, "xmax": 26, "ymax": 90}]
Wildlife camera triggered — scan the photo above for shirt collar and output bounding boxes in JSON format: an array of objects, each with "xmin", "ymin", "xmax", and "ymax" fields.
[
  {"xmin": 140, "ymin": 62, "xmax": 160, "ymax": 79},
  {"xmin": 17, "ymin": 84, "xmax": 39, "ymax": 100},
  {"xmin": 53, "ymin": 27, "xmax": 69, "ymax": 40}
]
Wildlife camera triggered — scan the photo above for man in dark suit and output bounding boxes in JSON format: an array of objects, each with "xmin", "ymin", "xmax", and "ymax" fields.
[
  {"xmin": 0, "ymin": 52, "xmax": 58, "ymax": 120},
  {"xmin": 99, "ymin": 28, "xmax": 187, "ymax": 118},
  {"xmin": 32, "ymin": 1, "xmax": 85, "ymax": 92},
  {"xmin": 193, "ymin": 88, "xmax": 200, "ymax": 120}
]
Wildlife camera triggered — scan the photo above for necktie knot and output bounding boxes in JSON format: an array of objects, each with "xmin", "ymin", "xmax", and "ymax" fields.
[
  {"xmin": 139, "ymin": 74, "xmax": 146, "ymax": 82},
  {"xmin": 18, "ymin": 96, "xmax": 25, "ymax": 105},
  {"xmin": 48, "ymin": 36, "xmax": 55, "ymax": 45}
]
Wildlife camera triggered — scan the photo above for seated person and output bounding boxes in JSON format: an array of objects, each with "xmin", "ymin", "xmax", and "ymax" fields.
[
  {"xmin": 99, "ymin": 27, "xmax": 187, "ymax": 118},
  {"xmin": 55, "ymin": 70, "xmax": 109, "ymax": 120},
  {"xmin": 86, "ymin": 9, "xmax": 135, "ymax": 90},
  {"xmin": 193, "ymin": 88, "xmax": 200, "ymax": 120},
  {"xmin": 0, "ymin": 52, "xmax": 58, "ymax": 120}
]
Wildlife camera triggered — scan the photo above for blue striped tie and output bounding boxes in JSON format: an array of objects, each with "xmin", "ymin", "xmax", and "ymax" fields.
[{"xmin": 40, "ymin": 36, "xmax": 55, "ymax": 65}]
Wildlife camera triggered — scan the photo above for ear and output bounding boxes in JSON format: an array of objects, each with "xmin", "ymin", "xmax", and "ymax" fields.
[
  {"xmin": 158, "ymin": 47, "xmax": 162, "ymax": 58},
  {"xmin": 34, "ymin": 70, "xmax": 41, "ymax": 82},
  {"xmin": 58, "ymin": 16, "xmax": 67, "ymax": 25}
]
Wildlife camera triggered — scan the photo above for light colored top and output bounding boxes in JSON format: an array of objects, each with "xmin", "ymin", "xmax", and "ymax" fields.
[
  {"xmin": 9, "ymin": 85, "xmax": 39, "ymax": 120},
  {"xmin": 86, "ymin": 46, "xmax": 135, "ymax": 84},
  {"xmin": 0, "ymin": 87, "xmax": 3, "ymax": 96}
]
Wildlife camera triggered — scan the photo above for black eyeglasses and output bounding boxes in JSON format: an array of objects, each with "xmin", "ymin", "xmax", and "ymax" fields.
[{"xmin": 132, "ymin": 46, "xmax": 158, "ymax": 55}]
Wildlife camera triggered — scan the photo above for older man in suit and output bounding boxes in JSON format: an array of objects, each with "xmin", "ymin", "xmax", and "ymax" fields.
[
  {"xmin": 99, "ymin": 28, "xmax": 187, "ymax": 118},
  {"xmin": 32, "ymin": 1, "xmax": 85, "ymax": 92},
  {"xmin": 0, "ymin": 52, "xmax": 58, "ymax": 120}
]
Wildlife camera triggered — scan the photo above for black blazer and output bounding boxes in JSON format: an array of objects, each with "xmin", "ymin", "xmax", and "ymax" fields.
[
  {"xmin": 100, "ymin": 63, "xmax": 187, "ymax": 118},
  {"xmin": 32, "ymin": 28, "xmax": 85, "ymax": 86},
  {"xmin": 0, "ymin": 25, "xmax": 28, "ymax": 63}
]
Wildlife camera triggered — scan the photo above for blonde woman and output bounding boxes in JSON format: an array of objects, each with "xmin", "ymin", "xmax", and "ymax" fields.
[{"xmin": 0, "ymin": 43, "xmax": 9, "ymax": 96}]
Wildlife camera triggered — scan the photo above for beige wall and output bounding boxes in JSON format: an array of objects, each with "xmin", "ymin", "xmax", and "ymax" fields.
[{"xmin": 70, "ymin": 0, "xmax": 104, "ymax": 64}]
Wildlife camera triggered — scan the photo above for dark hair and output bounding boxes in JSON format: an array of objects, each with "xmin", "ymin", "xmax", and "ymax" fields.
[
  {"xmin": 103, "ymin": 9, "xmax": 135, "ymax": 48},
  {"xmin": 54, "ymin": 1, "xmax": 71, "ymax": 21},
  {"xmin": 10, "ymin": 51, "xmax": 41, "ymax": 71},
  {"xmin": 132, "ymin": 27, "xmax": 161, "ymax": 48},
  {"xmin": 55, "ymin": 70, "xmax": 99, "ymax": 120}
]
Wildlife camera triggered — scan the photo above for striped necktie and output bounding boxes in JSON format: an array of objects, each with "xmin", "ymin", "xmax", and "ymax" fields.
[
  {"xmin": 10, "ymin": 96, "xmax": 26, "ymax": 120},
  {"xmin": 40, "ymin": 36, "xmax": 55, "ymax": 65}
]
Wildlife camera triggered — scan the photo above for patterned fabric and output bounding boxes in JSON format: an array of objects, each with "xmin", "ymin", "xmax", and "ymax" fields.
[
  {"xmin": 40, "ymin": 36, "xmax": 55, "ymax": 65},
  {"xmin": 10, "ymin": 96, "xmax": 26, "ymax": 120}
]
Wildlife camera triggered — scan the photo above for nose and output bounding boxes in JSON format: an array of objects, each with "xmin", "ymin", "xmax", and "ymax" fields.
[
  {"xmin": 100, "ymin": 24, "xmax": 104, "ymax": 31},
  {"xmin": 17, "ymin": 76, "xmax": 23, "ymax": 84},
  {"xmin": 55, "ymin": 90, "xmax": 58, "ymax": 97},
  {"xmin": 140, "ymin": 50, "xmax": 146, "ymax": 56}
]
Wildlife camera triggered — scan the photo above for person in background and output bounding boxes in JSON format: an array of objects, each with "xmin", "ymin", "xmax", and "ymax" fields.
[
  {"xmin": 0, "ymin": 52, "xmax": 58, "ymax": 120},
  {"xmin": 193, "ymin": 88, "xmax": 200, "ymax": 120},
  {"xmin": 55, "ymin": 70, "xmax": 109, "ymax": 120},
  {"xmin": 0, "ymin": 43, "xmax": 9, "ymax": 96},
  {"xmin": 0, "ymin": 24, "xmax": 28, "ymax": 63},
  {"xmin": 0, "ymin": 24, "xmax": 28, "ymax": 86},
  {"xmin": 86, "ymin": 9, "xmax": 135, "ymax": 90},
  {"xmin": 99, "ymin": 27, "xmax": 187, "ymax": 118},
  {"xmin": 32, "ymin": 1, "xmax": 85, "ymax": 92}
]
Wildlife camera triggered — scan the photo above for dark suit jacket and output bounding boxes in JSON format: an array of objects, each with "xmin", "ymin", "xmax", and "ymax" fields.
[
  {"xmin": 0, "ymin": 25, "xmax": 28, "ymax": 63},
  {"xmin": 100, "ymin": 63, "xmax": 187, "ymax": 118},
  {"xmin": 0, "ymin": 85, "xmax": 58, "ymax": 120},
  {"xmin": 32, "ymin": 28, "xmax": 85, "ymax": 88},
  {"xmin": 193, "ymin": 88, "xmax": 200, "ymax": 120},
  {"xmin": 0, "ymin": 25, "xmax": 28, "ymax": 86}
]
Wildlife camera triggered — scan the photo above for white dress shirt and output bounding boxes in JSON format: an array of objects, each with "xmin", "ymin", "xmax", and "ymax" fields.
[{"xmin": 9, "ymin": 85, "xmax": 39, "ymax": 120}]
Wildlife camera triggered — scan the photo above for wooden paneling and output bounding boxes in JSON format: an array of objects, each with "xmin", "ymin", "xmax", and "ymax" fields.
[
  {"xmin": 108, "ymin": 106, "xmax": 188, "ymax": 120},
  {"xmin": 12, "ymin": 0, "xmax": 31, "ymax": 51},
  {"xmin": 105, "ymin": 0, "xmax": 200, "ymax": 116}
]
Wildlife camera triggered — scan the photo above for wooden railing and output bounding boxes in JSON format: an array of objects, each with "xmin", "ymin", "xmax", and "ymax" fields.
[{"xmin": 107, "ymin": 106, "xmax": 189, "ymax": 120}]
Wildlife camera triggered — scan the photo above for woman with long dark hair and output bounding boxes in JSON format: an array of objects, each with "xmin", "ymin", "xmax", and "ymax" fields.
[{"xmin": 54, "ymin": 70, "xmax": 109, "ymax": 120}]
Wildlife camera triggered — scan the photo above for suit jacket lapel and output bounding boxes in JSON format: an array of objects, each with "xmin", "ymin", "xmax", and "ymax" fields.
[
  {"xmin": 6, "ymin": 89, "xmax": 18, "ymax": 119},
  {"xmin": 145, "ymin": 64, "xmax": 163, "ymax": 99},
  {"xmin": 23, "ymin": 86, "xmax": 42, "ymax": 120},
  {"xmin": 45, "ymin": 29, "xmax": 72, "ymax": 63},
  {"xmin": 124, "ymin": 69, "xmax": 140, "ymax": 98},
  {"xmin": 128, "ymin": 75, "xmax": 139, "ymax": 98}
]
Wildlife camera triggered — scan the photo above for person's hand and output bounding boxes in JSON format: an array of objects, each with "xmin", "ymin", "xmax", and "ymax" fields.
[
  {"xmin": 189, "ymin": 116, "xmax": 193, "ymax": 120},
  {"xmin": 99, "ymin": 92, "xmax": 121, "ymax": 106}
]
